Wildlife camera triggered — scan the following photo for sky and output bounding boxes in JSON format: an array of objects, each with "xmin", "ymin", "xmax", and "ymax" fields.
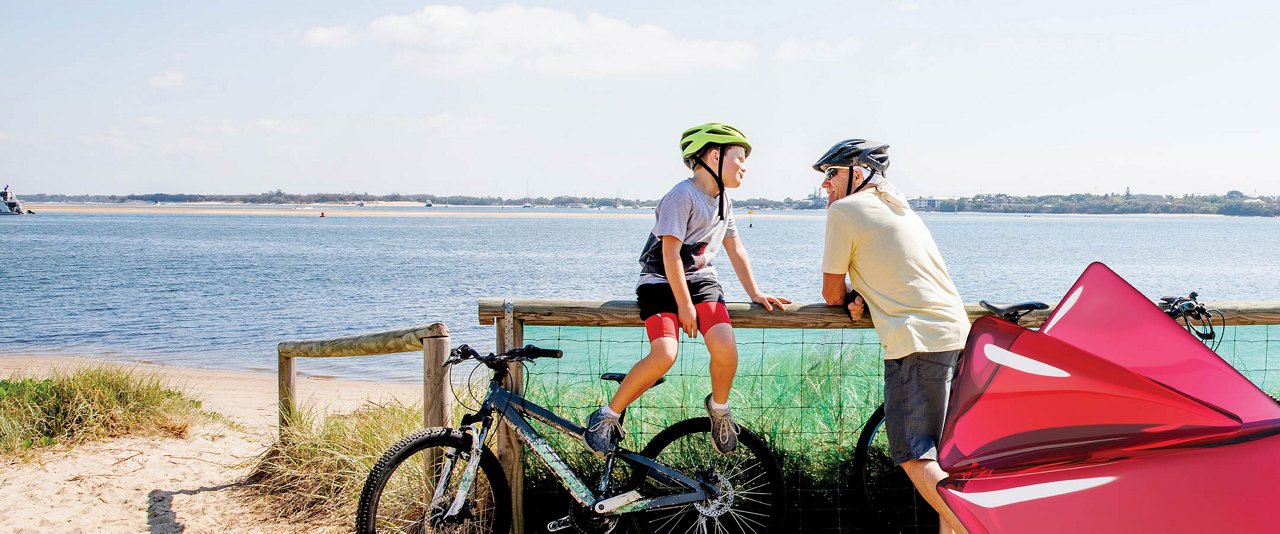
[{"xmin": 2, "ymin": 1, "xmax": 1278, "ymax": 200}]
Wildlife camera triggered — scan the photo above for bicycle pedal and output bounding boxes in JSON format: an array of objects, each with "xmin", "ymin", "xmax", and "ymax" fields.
[{"xmin": 546, "ymin": 515, "xmax": 573, "ymax": 532}]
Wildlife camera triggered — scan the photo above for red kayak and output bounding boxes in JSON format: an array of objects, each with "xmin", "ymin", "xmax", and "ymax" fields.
[{"xmin": 937, "ymin": 263, "xmax": 1280, "ymax": 533}]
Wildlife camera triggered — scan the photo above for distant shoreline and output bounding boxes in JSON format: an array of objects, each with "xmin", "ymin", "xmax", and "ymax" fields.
[{"xmin": 22, "ymin": 202, "xmax": 1249, "ymax": 220}]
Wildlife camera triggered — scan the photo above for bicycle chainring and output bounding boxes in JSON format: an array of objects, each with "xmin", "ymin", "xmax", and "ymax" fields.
[{"xmin": 571, "ymin": 504, "xmax": 619, "ymax": 534}]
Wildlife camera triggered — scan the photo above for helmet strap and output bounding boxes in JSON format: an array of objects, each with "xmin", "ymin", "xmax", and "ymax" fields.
[
  {"xmin": 848, "ymin": 167, "xmax": 875, "ymax": 196},
  {"xmin": 692, "ymin": 146, "xmax": 727, "ymax": 220},
  {"xmin": 715, "ymin": 146, "xmax": 725, "ymax": 220}
]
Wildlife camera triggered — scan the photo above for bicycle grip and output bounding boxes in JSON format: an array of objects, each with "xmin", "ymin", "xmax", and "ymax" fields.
[{"xmin": 509, "ymin": 344, "xmax": 563, "ymax": 359}]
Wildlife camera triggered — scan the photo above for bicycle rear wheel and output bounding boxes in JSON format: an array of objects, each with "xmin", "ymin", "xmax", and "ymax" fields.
[
  {"xmin": 356, "ymin": 427, "xmax": 511, "ymax": 533},
  {"xmin": 623, "ymin": 417, "xmax": 785, "ymax": 533},
  {"xmin": 852, "ymin": 405, "xmax": 937, "ymax": 533}
]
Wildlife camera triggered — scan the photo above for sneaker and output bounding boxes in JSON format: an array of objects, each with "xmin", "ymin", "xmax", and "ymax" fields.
[
  {"xmin": 704, "ymin": 394, "xmax": 740, "ymax": 454},
  {"xmin": 583, "ymin": 408, "xmax": 625, "ymax": 456}
]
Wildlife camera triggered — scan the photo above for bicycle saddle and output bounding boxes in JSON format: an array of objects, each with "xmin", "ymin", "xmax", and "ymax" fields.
[
  {"xmin": 601, "ymin": 373, "xmax": 665, "ymax": 387},
  {"xmin": 979, "ymin": 300, "xmax": 1049, "ymax": 322}
]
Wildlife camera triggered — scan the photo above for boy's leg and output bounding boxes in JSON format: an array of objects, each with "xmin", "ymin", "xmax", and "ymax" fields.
[
  {"xmin": 699, "ymin": 301, "xmax": 739, "ymax": 453},
  {"xmin": 701, "ymin": 321, "xmax": 737, "ymax": 404},
  {"xmin": 584, "ymin": 311, "xmax": 678, "ymax": 455},
  {"xmin": 608, "ymin": 334, "xmax": 679, "ymax": 413}
]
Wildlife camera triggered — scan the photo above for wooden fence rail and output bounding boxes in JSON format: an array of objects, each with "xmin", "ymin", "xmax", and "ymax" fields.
[
  {"xmin": 477, "ymin": 297, "xmax": 1280, "ymax": 534},
  {"xmin": 276, "ymin": 322, "xmax": 452, "ymax": 433}
]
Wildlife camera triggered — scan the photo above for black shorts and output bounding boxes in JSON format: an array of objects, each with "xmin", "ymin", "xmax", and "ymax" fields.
[{"xmin": 636, "ymin": 279, "xmax": 725, "ymax": 320}]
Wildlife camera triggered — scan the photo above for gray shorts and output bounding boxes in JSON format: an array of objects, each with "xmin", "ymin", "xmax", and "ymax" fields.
[{"xmin": 883, "ymin": 350, "xmax": 961, "ymax": 465}]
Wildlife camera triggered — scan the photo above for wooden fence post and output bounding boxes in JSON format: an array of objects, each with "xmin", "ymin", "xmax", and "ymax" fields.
[
  {"xmin": 422, "ymin": 327, "xmax": 452, "ymax": 429},
  {"xmin": 495, "ymin": 299, "xmax": 526, "ymax": 534},
  {"xmin": 277, "ymin": 353, "xmax": 296, "ymax": 432}
]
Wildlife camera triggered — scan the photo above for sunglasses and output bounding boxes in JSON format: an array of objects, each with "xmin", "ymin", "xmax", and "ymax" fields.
[{"xmin": 824, "ymin": 166, "xmax": 870, "ymax": 179}]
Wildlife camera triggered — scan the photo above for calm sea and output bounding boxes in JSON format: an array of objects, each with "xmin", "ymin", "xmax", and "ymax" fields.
[{"xmin": 2, "ymin": 205, "xmax": 1278, "ymax": 381}]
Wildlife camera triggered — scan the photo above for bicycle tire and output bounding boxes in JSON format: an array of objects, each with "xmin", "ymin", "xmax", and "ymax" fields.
[
  {"xmin": 356, "ymin": 427, "xmax": 511, "ymax": 534},
  {"xmin": 852, "ymin": 404, "xmax": 937, "ymax": 533},
  {"xmin": 622, "ymin": 417, "xmax": 786, "ymax": 533}
]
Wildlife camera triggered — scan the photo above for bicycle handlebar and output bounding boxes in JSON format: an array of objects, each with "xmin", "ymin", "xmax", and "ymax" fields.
[{"xmin": 445, "ymin": 343, "xmax": 562, "ymax": 367}]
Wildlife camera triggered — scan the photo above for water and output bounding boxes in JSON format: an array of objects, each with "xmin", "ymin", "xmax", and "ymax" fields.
[{"xmin": 2, "ymin": 206, "xmax": 1278, "ymax": 381}]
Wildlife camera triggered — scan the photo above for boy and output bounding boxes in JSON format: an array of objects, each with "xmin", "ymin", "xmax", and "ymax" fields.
[{"xmin": 583, "ymin": 123, "xmax": 790, "ymax": 455}]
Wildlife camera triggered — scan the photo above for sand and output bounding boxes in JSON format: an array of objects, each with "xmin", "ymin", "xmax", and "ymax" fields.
[{"xmin": 0, "ymin": 355, "xmax": 422, "ymax": 533}]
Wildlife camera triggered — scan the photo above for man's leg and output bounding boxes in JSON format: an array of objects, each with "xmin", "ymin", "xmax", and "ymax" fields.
[
  {"xmin": 884, "ymin": 350, "xmax": 967, "ymax": 534},
  {"xmin": 901, "ymin": 459, "xmax": 966, "ymax": 534}
]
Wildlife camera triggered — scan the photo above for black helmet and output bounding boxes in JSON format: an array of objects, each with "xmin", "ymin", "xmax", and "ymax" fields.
[{"xmin": 812, "ymin": 139, "xmax": 890, "ymax": 175}]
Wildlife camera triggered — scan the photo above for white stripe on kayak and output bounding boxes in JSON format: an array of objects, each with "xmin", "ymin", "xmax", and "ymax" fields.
[
  {"xmin": 1041, "ymin": 285, "xmax": 1083, "ymax": 335},
  {"xmin": 947, "ymin": 477, "xmax": 1116, "ymax": 508},
  {"xmin": 983, "ymin": 344, "xmax": 1070, "ymax": 377}
]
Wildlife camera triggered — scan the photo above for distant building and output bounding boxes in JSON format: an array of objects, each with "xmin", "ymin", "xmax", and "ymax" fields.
[{"xmin": 909, "ymin": 197, "xmax": 956, "ymax": 211}]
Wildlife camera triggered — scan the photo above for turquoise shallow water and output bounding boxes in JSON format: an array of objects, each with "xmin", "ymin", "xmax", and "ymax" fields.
[{"xmin": 2, "ymin": 206, "xmax": 1278, "ymax": 382}]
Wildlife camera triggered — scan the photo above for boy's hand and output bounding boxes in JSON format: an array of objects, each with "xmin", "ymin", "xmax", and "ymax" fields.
[
  {"xmin": 751, "ymin": 292, "xmax": 792, "ymax": 311},
  {"xmin": 678, "ymin": 303, "xmax": 698, "ymax": 338},
  {"xmin": 847, "ymin": 294, "xmax": 866, "ymax": 322}
]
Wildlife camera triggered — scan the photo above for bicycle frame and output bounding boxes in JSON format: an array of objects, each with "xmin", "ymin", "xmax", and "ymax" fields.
[{"xmin": 439, "ymin": 377, "xmax": 719, "ymax": 521}]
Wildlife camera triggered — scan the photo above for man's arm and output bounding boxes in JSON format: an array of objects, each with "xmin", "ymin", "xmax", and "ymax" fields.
[
  {"xmin": 823, "ymin": 272, "xmax": 866, "ymax": 321},
  {"xmin": 821, "ymin": 207, "xmax": 864, "ymax": 321},
  {"xmin": 822, "ymin": 273, "xmax": 849, "ymax": 306},
  {"xmin": 723, "ymin": 235, "xmax": 789, "ymax": 311}
]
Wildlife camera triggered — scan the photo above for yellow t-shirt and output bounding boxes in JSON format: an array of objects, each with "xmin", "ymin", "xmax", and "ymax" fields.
[{"xmin": 822, "ymin": 191, "xmax": 969, "ymax": 359}]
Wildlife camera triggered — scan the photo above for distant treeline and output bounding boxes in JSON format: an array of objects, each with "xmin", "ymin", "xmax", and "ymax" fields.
[
  {"xmin": 921, "ymin": 190, "xmax": 1280, "ymax": 217},
  {"xmin": 22, "ymin": 190, "xmax": 799, "ymax": 210},
  {"xmin": 21, "ymin": 189, "xmax": 1280, "ymax": 216}
]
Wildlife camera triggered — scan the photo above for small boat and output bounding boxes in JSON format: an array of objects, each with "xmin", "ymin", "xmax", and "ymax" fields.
[
  {"xmin": 1, "ymin": 185, "xmax": 29, "ymax": 215},
  {"xmin": 522, "ymin": 203, "xmax": 533, "ymax": 208},
  {"xmin": 424, "ymin": 200, "xmax": 434, "ymax": 208}
]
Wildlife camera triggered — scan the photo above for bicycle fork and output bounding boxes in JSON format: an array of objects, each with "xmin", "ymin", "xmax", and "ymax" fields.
[{"xmin": 437, "ymin": 425, "xmax": 489, "ymax": 524}]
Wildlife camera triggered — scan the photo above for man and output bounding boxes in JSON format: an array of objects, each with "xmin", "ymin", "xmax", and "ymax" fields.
[{"xmin": 816, "ymin": 139, "xmax": 970, "ymax": 534}]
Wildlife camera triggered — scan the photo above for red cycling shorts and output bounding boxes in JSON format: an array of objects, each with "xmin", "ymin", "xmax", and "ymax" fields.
[{"xmin": 638, "ymin": 280, "xmax": 732, "ymax": 341}]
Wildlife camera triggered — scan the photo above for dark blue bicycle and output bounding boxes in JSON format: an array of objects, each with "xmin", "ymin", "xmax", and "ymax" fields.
[{"xmin": 356, "ymin": 344, "xmax": 785, "ymax": 533}]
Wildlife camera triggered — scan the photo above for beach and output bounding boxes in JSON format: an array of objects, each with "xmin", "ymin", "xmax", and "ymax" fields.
[{"xmin": 0, "ymin": 355, "xmax": 420, "ymax": 533}]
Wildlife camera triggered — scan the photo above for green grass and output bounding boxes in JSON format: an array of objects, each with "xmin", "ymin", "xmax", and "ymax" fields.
[{"xmin": 0, "ymin": 366, "xmax": 204, "ymax": 455}]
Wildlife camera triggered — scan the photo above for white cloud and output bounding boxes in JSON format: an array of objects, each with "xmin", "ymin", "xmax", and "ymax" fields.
[
  {"xmin": 775, "ymin": 38, "xmax": 861, "ymax": 62},
  {"xmin": 368, "ymin": 5, "xmax": 755, "ymax": 78},
  {"xmin": 303, "ymin": 25, "xmax": 355, "ymax": 48},
  {"xmin": 192, "ymin": 118, "xmax": 301, "ymax": 136},
  {"xmin": 140, "ymin": 116, "xmax": 165, "ymax": 127},
  {"xmin": 79, "ymin": 128, "xmax": 136, "ymax": 150},
  {"xmin": 0, "ymin": 132, "xmax": 14, "ymax": 142},
  {"xmin": 896, "ymin": 1, "xmax": 921, "ymax": 12},
  {"xmin": 148, "ymin": 71, "xmax": 185, "ymax": 88}
]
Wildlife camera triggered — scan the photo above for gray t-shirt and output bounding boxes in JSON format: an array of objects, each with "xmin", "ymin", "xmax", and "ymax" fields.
[{"xmin": 637, "ymin": 178, "xmax": 737, "ymax": 286}]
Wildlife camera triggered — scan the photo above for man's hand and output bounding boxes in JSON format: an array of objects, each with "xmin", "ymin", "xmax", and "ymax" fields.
[
  {"xmin": 677, "ymin": 302, "xmax": 698, "ymax": 338},
  {"xmin": 847, "ymin": 294, "xmax": 866, "ymax": 322},
  {"xmin": 751, "ymin": 292, "xmax": 792, "ymax": 312}
]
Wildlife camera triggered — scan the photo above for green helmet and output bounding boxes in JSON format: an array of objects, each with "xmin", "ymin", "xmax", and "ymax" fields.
[{"xmin": 680, "ymin": 123, "xmax": 751, "ymax": 169}]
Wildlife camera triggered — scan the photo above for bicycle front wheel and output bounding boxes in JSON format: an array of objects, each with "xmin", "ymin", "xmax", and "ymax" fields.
[
  {"xmin": 356, "ymin": 427, "xmax": 511, "ymax": 534},
  {"xmin": 852, "ymin": 404, "xmax": 937, "ymax": 533},
  {"xmin": 624, "ymin": 417, "xmax": 785, "ymax": 533}
]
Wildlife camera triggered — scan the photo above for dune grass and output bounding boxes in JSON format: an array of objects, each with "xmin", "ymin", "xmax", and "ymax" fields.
[
  {"xmin": 243, "ymin": 400, "xmax": 424, "ymax": 522},
  {"xmin": 0, "ymin": 366, "xmax": 204, "ymax": 455}
]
